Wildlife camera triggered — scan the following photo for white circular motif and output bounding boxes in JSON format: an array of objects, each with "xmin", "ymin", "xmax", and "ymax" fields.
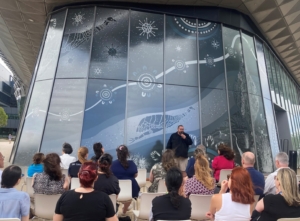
[
  {"xmin": 100, "ymin": 88, "xmax": 113, "ymax": 101},
  {"xmin": 60, "ymin": 109, "xmax": 70, "ymax": 121},
  {"xmin": 137, "ymin": 73, "xmax": 156, "ymax": 91},
  {"xmin": 174, "ymin": 60, "xmax": 186, "ymax": 71},
  {"xmin": 206, "ymin": 56, "xmax": 214, "ymax": 66}
]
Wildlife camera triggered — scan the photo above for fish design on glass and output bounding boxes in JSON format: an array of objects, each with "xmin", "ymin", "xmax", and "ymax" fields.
[
  {"xmin": 61, "ymin": 17, "xmax": 116, "ymax": 56},
  {"xmin": 129, "ymin": 106, "xmax": 194, "ymax": 143}
]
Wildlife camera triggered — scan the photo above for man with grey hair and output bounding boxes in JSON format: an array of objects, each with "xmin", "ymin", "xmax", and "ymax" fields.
[
  {"xmin": 264, "ymin": 152, "xmax": 289, "ymax": 195},
  {"xmin": 242, "ymin": 152, "xmax": 265, "ymax": 196}
]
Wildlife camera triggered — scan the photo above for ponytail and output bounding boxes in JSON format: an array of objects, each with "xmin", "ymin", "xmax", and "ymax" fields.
[
  {"xmin": 169, "ymin": 188, "xmax": 181, "ymax": 209},
  {"xmin": 98, "ymin": 153, "xmax": 113, "ymax": 178},
  {"xmin": 165, "ymin": 167, "xmax": 183, "ymax": 210}
]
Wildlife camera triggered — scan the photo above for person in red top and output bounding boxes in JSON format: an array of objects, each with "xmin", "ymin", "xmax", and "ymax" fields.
[{"xmin": 212, "ymin": 144, "xmax": 235, "ymax": 182}]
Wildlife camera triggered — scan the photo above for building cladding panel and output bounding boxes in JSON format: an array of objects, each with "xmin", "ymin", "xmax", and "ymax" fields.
[{"xmin": 12, "ymin": 3, "xmax": 300, "ymax": 172}]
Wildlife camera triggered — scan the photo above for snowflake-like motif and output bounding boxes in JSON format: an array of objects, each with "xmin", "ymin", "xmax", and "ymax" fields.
[
  {"xmin": 205, "ymin": 54, "xmax": 215, "ymax": 67},
  {"xmin": 94, "ymin": 67, "xmax": 102, "ymax": 75},
  {"xmin": 72, "ymin": 12, "xmax": 85, "ymax": 26},
  {"xmin": 211, "ymin": 39, "xmax": 220, "ymax": 49},
  {"xmin": 175, "ymin": 45, "xmax": 182, "ymax": 52},
  {"xmin": 136, "ymin": 18, "xmax": 158, "ymax": 39},
  {"xmin": 31, "ymin": 107, "xmax": 40, "ymax": 118},
  {"xmin": 225, "ymin": 46, "xmax": 237, "ymax": 58}
]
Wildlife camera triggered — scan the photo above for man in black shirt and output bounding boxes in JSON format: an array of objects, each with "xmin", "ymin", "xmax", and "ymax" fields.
[{"xmin": 166, "ymin": 125, "xmax": 193, "ymax": 174}]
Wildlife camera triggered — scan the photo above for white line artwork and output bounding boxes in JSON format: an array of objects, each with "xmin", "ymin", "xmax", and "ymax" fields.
[{"xmin": 136, "ymin": 18, "xmax": 158, "ymax": 39}]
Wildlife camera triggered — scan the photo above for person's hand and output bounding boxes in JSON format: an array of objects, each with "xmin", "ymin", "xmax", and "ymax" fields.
[
  {"xmin": 220, "ymin": 180, "xmax": 229, "ymax": 193},
  {"xmin": 206, "ymin": 212, "xmax": 214, "ymax": 220},
  {"xmin": 180, "ymin": 133, "xmax": 186, "ymax": 139}
]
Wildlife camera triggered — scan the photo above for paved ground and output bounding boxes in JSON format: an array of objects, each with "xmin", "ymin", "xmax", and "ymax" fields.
[{"xmin": 0, "ymin": 139, "xmax": 13, "ymax": 167}]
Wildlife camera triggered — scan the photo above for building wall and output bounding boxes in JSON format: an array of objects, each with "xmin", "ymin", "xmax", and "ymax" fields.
[{"xmin": 12, "ymin": 5, "xmax": 288, "ymax": 172}]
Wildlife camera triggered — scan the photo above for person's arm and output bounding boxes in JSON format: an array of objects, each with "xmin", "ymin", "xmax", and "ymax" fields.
[
  {"xmin": 166, "ymin": 135, "xmax": 172, "ymax": 149},
  {"xmin": 255, "ymin": 198, "xmax": 264, "ymax": 213},
  {"xmin": 106, "ymin": 215, "xmax": 118, "ymax": 221},
  {"xmin": 219, "ymin": 180, "xmax": 229, "ymax": 194},
  {"xmin": 53, "ymin": 214, "xmax": 64, "ymax": 221},
  {"xmin": 149, "ymin": 169, "xmax": 154, "ymax": 183},
  {"xmin": 184, "ymin": 133, "xmax": 193, "ymax": 145},
  {"xmin": 63, "ymin": 175, "xmax": 69, "ymax": 190},
  {"xmin": 31, "ymin": 174, "xmax": 36, "ymax": 187},
  {"xmin": 21, "ymin": 215, "xmax": 29, "ymax": 221},
  {"xmin": 206, "ymin": 194, "xmax": 217, "ymax": 220},
  {"xmin": 105, "ymin": 194, "xmax": 118, "ymax": 221}
]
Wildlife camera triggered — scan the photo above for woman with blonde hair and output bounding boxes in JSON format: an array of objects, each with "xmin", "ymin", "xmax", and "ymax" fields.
[
  {"xmin": 186, "ymin": 145, "xmax": 207, "ymax": 178},
  {"xmin": 253, "ymin": 168, "xmax": 300, "ymax": 221},
  {"xmin": 184, "ymin": 153, "xmax": 214, "ymax": 197},
  {"xmin": 148, "ymin": 149, "xmax": 177, "ymax": 193},
  {"xmin": 68, "ymin": 147, "xmax": 89, "ymax": 178}
]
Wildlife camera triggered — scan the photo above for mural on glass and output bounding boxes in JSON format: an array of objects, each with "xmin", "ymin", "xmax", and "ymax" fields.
[
  {"xmin": 40, "ymin": 79, "xmax": 87, "ymax": 154},
  {"xmin": 263, "ymin": 46, "xmax": 276, "ymax": 102},
  {"xmin": 81, "ymin": 79, "xmax": 126, "ymax": 156},
  {"xmin": 56, "ymin": 7, "xmax": 95, "ymax": 78},
  {"xmin": 89, "ymin": 8, "xmax": 129, "ymax": 79},
  {"xmin": 36, "ymin": 10, "xmax": 66, "ymax": 81},
  {"xmin": 223, "ymin": 27, "xmax": 254, "ymax": 165},
  {"xmin": 14, "ymin": 80, "xmax": 53, "ymax": 165}
]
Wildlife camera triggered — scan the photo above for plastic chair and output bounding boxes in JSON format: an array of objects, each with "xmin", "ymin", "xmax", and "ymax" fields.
[
  {"xmin": 71, "ymin": 178, "xmax": 80, "ymax": 189},
  {"xmin": 157, "ymin": 179, "xmax": 167, "ymax": 193},
  {"xmin": 109, "ymin": 194, "xmax": 117, "ymax": 213},
  {"xmin": 277, "ymin": 218, "xmax": 300, "ymax": 221},
  {"xmin": 136, "ymin": 168, "xmax": 147, "ymax": 192},
  {"xmin": 189, "ymin": 194, "xmax": 212, "ymax": 220},
  {"xmin": 118, "ymin": 180, "xmax": 135, "ymax": 210},
  {"xmin": 133, "ymin": 192, "xmax": 163, "ymax": 220},
  {"xmin": 217, "ymin": 169, "xmax": 232, "ymax": 185},
  {"xmin": 0, "ymin": 219, "xmax": 21, "ymax": 221},
  {"xmin": 34, "ymin": 194, "xmax": 61, "ymax": 220},
  {"xmin": 25, "ymin": 177, "xmax": 34, "ymax": 197}
]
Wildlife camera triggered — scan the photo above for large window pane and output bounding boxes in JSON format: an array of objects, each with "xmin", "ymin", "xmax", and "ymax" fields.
[
  {"xmin": 264, "ymin": 47, "xmax": 276, "ymax": 102},
  {"xmin": 81, "ymin": 79, "xmax": 126, "ymax": 153},
  {"xmin": 40, "ymin": 79, "xmax": 86, "ymax": 154},
  {"xmin": 165, "ymin": 85, "xmax": 200, "ymax": 155},
  {"xmin": 165, "ymin": 16, "xmax": 197, "ymax": 86},
  {"xmin": 199, "ymin": 22, "xmax": 225, "ymax": 89},
  {"xmin": 14, "ymin": 80, "xmax": 53, "ymax": 165},
  {"xmin": 201, "ymin": 88, "xmax": 230, "ymax": 162},
  {"xmin": 129, "ymin": 11, "xmax": 164, "ymax": 83},
  {"xmin": 89, "ymin": 8, "xmax": 129, "ymax": 80},
  {"xmin": 126, "ymin": 82, "xmax": 163, "ymax": 170},
  {"xmin": 270, "ymin": 53, "xmax": 281, "ymax": 105},
  {"xmin": 36, "ymin": 10, "xmax": 66, "ymax": 81},
  {"xmin": 56, "ymin": 7, "xmax": 95, "ymax": 78}
]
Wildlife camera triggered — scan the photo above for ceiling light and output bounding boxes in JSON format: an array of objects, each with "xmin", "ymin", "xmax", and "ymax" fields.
[{"xmin": 28, "ymin": 19, "xmax": 34, "ymax": 22}]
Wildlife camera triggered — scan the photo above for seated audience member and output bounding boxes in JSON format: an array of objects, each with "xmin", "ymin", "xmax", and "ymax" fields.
[
  {"xmin": 69, "ymin": 147, "xmax": 89, "ymax": 178},
  {"xmin": 27, "ymin": 153, "xmax": 44, "ymax": 177},
  {"xmin": 253, "ymin": 168, "xmax": 300, "ymax": 221},
  {"xmin": 148, "ymin": 149, "xmax": 177, "ymax": 193},
  {"xmin": 206, "ymin": 167, "xmax": 255, "ymax": 221},
  {"xmin": 151, "ymin": 167, "xmax": 191, "ymax": 221},
  {"xmin": 111, "ymin": 145, "xmax": 140, "ymax": 214},
  {"xmin": 264, "ymin": 152, "xmax": 289, "ymax": 195},
  {"xmin": 0, "ymin": 152, "xmax": 4, "ymax": 183},
  {"xmin": 91, "ymin": 142, "xmax": 104, "ymax": 163},
  {"xmin": 53, "ymin": 162, "xmax": 118, "ymax": 221},
  {"xmin": 60, "ymin": 143, "xmax": 76, "ymax": 169},
  {"xmin": 212, "ymin": 144, "xmax": 235, "ymax": 182},
  {"xmin": 241, "ymin": 152, "xmax": 264, "ymax": 196},
  {"xmin": 185, "ymin": 153, "xmax": 214, "ymax": 197},
  {"xmin": 94, "ymin": 153, "xmax": 120, "ymax": 195},
  {"xmin": 33, "ymin": 153, "xmax": 69, "ymax": 194},
  {"xmin": 186, "ymin": 145, "xmax": 207, "ymax": 178},
  {"xmin": 0, "ymin": 165, "xmax": 30, "ymax": 220}
]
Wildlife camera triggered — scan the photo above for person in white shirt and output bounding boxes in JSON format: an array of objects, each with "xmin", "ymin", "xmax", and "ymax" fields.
[
  {"xmin": 60, "ymin": 143, "xmax": 76, "ymax": 169},
  {"xmin": 264, "ymin": 152, "xmax": 289, "ymax": 195}
]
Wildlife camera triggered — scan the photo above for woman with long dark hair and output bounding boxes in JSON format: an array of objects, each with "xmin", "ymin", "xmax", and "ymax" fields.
[
  {"xmin": 206, "ymin": 167, "xmax": 255, "ymax": 221},
  {"xmin": 33, "ymin": 153, "xmax": 69, "ymax": 194},
  {"xmin": 53, "ymin": 162, "xmax": 118, "ymax": 221},
  {"xmin": 151, "ymin": 167, "xmax": 191, "ymax": 221},
  {"xmin": 91, "ymin": 142, "xmax": 104, "ymax": 163},
  {"xmin": 148, "ymin": 149, "xmax": 177, "ymax": 193},
  {"xmin": 111, "ymin": 145, "xmax": 140, "ymax": 214},
  {"xmin": 212, "ymin": 143, "xmax": 235, "ymax": 182},
  {"xmin": 94, "ymin": 153, "xmax": 120, "ymax": 195}
]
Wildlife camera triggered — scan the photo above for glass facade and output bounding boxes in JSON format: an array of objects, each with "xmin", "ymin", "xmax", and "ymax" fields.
[{"xmin": 16, "ymin": 5, "xmax": 300, "ymax": 172}]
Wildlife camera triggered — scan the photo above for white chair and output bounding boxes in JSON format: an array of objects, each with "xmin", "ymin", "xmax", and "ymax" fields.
[
  {"xmin": 61, "ymin": 169, "xmax": 68, "ymax": 178},
  {"xmin": 34, "ymin": 194, "xmax": 61, "ymax": 220},
  {"xmin": 25, "ymin": 177, "xmax": 34, "ymax": 197},
  {"xmin": 217, "ymin": 169, "xmax": 232, "ymax": 185},
  {"xmin": 296, "ymin": 175, "xmax": 300, "ymax": 183},
  {"xmin": 71, "ymin": 178, "xmax": 80, "ymax": 189},
  {"xmin": 118, "ymin": 180, "xmax": 136, "ymax": 210},
  {"xmin": 109, "ymin": 194, "xmax": 117, "ymax": 213},
  {"xmin": 0, "ymin": 219, "xmax": 21, "ymax": 221},
  {"xmin": 277, "ymin": 218, "xmax": 300, "ymax": 221},
  {"xmin": 136, "ymin": 168, "xmax": 147, "ymax": 192},
  {"xmin": 133, "ymin": 192, "xmax": 163, "ymax": 220},
  {"xmin": 189, "ymin": 194, "xmax": 212, "ymax": 220},
  {"xmin": 157, "ymin": 179, "xmax": 167, "ymax": 193}
]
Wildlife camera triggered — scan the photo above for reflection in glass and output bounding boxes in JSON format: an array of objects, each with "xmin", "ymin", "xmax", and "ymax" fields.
[
  {"xmin": 127, "ymin": 82, "xmax": 163, "ymax": 170},
  {"xmin": 40, "ymin": 79, "xmax": 86, "ymax": 154},
  {"xmin": 89, "ymin": 8, "xmax": 129, "ymax": 79},
  {"xmin": 56, "ymin": 7, "xmax": 95, "ymax": 78},
  {"xmin": 249, "ymin": 94, "xmax": 273, "ymax": 172},
  {"xmin": 165, "ymin": 16, "xmax": 197, "ymax": 86},
  {"xmin": 15, "ymin": 80, "xmax": 53, "ymax": 165},
  {"xmin": 270, "ymin": 53, "xmax": 281, "ymax": 105},
  {"xmin": 81, "ymin": 79, "xmax": 126, "ymax": 153},
  {"xmin": 263, "ymin": 47, "xmax": 276, "ymax": 102},
  {"xmin": 36, "ymin": 10, "xmax": 66, "ymax": 81},
  {"xmin": 165, "ymin": 85, "xmax": 200, "ymax": 156},
  {"xmin": 129, "ymin": 11, "xmax": 164, "ymax": 83},
  {"xmin": 201, "ymin": 88, "xmax": 230, "ymax": 162},
  {"xmin": 199, "ymin": 21, "xmax": 225, "ymax": 89},
  {"xmin": 255, "ymin": 39, "xmax": 271, "ymax": 100}
]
